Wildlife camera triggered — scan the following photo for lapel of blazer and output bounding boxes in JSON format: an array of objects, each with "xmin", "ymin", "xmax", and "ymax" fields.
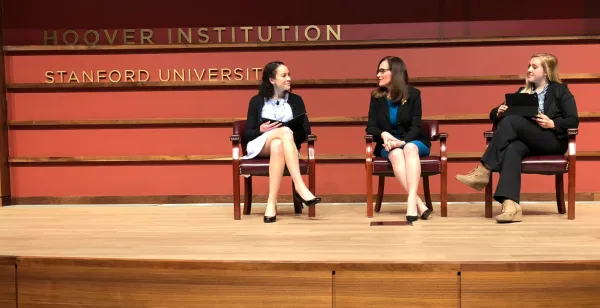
[
  {"xmin": 543, "ymin": 83, "xmax": 555, "ymax": 114},
  {"xmin": 379, "ymin": 97, "xmax": 391, "ymax": 127}
]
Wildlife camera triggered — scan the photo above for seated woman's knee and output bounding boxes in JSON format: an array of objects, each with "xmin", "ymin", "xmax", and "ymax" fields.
[
  {"xmin": 388, "ymin": 148, "xmax": 403, "ymax": 160},
  {"xmin": 403, "ymin": 143, "xmax": 419, "ymax": 156},
  {"xmin": 278, "ymin": 127, "xmax": 294, "ymax": 140},
  {"xmin": 270, "ymin": 139, "xmax": 284, "ymax": 155}
]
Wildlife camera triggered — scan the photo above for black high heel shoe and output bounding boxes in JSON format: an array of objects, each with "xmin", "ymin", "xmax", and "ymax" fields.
[
  {"xmin": 420, "ymin": 209, "xmax": 432, "ymax": 220},
  {"xmin": 406, "ymin": 197, "xmax": 419, "ymax": 222},
  {"xmin": 293, "ymin": 191, "xmax": 322, "ymax": 207},
  {"xmin": 263, "ymin": 216, "xmax": 277, "ymax": 223}
]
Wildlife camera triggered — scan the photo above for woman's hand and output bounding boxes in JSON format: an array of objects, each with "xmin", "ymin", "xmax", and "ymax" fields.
[
  {"xmin": 533, "ymin": 112, "xmax": 555, "ymax": 129},
  {"xmin": 496, "ymin": 104, "xmax": 508, "ymax": 118},
  {"xmin": 381, "ymin": 132, "xmax": 405, "ymax": 151},
  {"xmin": 260, "ymin": 121, "xmax": 282, "ymax": 133},
  {"xmin": 381, "ymin": 132, "xmax": 393, "ymax": 143}
]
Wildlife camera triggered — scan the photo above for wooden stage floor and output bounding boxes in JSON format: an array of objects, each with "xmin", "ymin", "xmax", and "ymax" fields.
[
  {"xmin": 1, "ymin": 202, "xmax": 600, "ymax": 307},
  {"xmin": 1, "ymin": 203, "xmax": 600, "ymax": 262}
]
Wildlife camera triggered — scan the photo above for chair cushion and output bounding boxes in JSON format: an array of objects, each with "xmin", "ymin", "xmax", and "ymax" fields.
[
  {"xmin": 240, "ymin": 158, "xmax": 310, "ymax": 176},
  {"xmin": 373, "ymin": 156, "xmax": 441, "ymax": 176},
  {"xmin": 521, "ymin": 155, "xmax": 568, "ymax": 175}
]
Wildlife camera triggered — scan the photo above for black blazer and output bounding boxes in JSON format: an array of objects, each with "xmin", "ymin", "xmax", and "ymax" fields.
[
  {"xmin": 489, "ymin": 82, "xmax": 579, "ymax": 140},
  {"xmin": 244, "ymin": 92, "xmax": 311, "ymax": 149},
  {"xmin": 366, "ymin": 86, "xmax": 431, "ymax": 157}
]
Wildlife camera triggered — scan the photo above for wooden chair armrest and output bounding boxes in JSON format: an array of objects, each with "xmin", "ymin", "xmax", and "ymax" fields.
[
  {"xmin": 365, "ymin": 135, "xmax": 374, "ymax": 161},
  {"xmin": 568, "ymin": 129, "xmax": 578, "ymax": 157},
  {"xmin": 568, "ymin": 128, "xmax": 578, "ymax": 136},
  {"xmin": 231, "ymin": 134, "xmax": 241, "ymax": 160},
  {"xmin": 484, "ymin": 130, "xmax": 494, "ymax": 144},
  {"xmin": 438, "ymin": 133, "xmax": 448, "ymax": 158},
  {"xmin": 307, "ymin": 134, "xmax": 317, "ymax": 161},
  {"xmin": 431, "ymin": 132, "xmax": 448, "ymax": 141}
]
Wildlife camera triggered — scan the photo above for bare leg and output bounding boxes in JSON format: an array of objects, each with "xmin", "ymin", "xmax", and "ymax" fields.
[
  {"xmin": 388, "ymin": 148, "xmax": 424, "ymax": 217},
  {"xmin": 261, "ymin": 127, "xmax": 316, "ymax": 201},
  {"xmin": 403, "ymin": 143, "xmax": 427, "ymax": 214},
  {"xmin": 258, "ymin": 139, "xmax": 285, "ymax": 217}
]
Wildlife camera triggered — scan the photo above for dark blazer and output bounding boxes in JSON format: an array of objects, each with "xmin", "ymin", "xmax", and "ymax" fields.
[
  {"xmin": 244, "ymin": 92, "xmax": 311, "ymax": 149},
  {"xmin": 366, "ymin": 86, "xmax": 431, "ymax": 157},
  {"xmin": 489, "ymin": 82, "xmax": 579, "ymax": 140}
]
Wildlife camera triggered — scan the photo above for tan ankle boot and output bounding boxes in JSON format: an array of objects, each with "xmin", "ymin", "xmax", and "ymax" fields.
[
  {"xmin": 495, "ymin": 199, "xmax": 523, "ymax": 223},
  {"xmin": 455, "ymin": 165, "xmax": 491, "ymax": 191}
]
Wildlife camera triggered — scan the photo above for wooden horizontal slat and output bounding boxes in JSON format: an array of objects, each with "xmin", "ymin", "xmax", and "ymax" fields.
[
  {"xmin": 10, "ymin": 192, "xmax": 599, "ymax": 205},
  {"xmin": 9, "ymin": 155, "xmax": 232, "ymax": 164},
  {"xmin": 8, "ymin": 151, "xmax": 600, "ymax": 165},
  {"xmin": 7, "ymin": 116, "xmax": 365, "ymax": 128},
  {"xmin": 4, "ymin": 35, "xmax": 600, "ymax": 54},
  {"xmin": 8, "ymin": 112, "xmax": 600, "ymax": 128},
  {"xmin": 7, "ymin": 74, "xmax": 600, "ymax": 92}
]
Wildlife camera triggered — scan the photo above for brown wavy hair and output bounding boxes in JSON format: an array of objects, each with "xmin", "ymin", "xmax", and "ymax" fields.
[{"xmin": 371, "ymin": 56, "xmax": 409, "ymax": 104}]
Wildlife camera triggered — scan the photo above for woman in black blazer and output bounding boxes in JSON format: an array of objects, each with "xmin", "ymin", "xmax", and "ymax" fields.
[
  {"xmin": 366, "ymin": 56, "xmax": 432, "ymax": 222},
  {"xmin": 456, "ymin": 53, "xmax": 579, "ymax": 223},
  {"xmin": 243, "ymin": 61, "xmax": 321, "ymax": 223}
]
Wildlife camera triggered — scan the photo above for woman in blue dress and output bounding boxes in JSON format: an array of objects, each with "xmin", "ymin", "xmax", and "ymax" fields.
[
  {"xmin": 366, "ymin": 56, "xmax": 432, "ymax": 222},
  {"xmin": 243, "ymin": 61, "xmax": 321, "ymax": 223}
]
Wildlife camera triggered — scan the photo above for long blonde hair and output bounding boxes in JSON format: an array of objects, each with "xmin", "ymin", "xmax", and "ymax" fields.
[{"xmin": 521, "ymin": 53, "xmax": 562, "ymax": 93}]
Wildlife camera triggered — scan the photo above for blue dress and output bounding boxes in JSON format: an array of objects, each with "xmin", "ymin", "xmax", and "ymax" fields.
[{"xmin": 380, "ymin": 98, "xmax": 430, "ymax": 159}]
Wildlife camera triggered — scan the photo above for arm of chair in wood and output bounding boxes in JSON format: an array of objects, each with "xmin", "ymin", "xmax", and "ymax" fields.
[
  {"xmin": 431, "ymin": 132, "xmax": 449, "ymax": 158},
  {"xmin": 306, "ymin": 134, "xmax": 317, "ymax": 217},
  {"xmin": 364, "ymin": 134, "xmax": 374, "ymax": 217},
  {"xmin": 307, "ymin": 134, "xmax": 317, "ymax": 161},
  {"xmin": 230, "ymin": 134, "xmax": 242, "ymax": 161},
  {"xmin": 230, "ymin": 134, "xmax": 242, "ymax": 220},
  {"xmin": 567, "ymin": 128, "xmax": 578, "ymax": 220},
  {"xmin": 484, "ymin": 131, "xmax": 494, "ymax": 145},
  {"xmin": 365, "ymin": 135, "xmax": 374, "ymax": 162},
  {"xmin": 567, "ymin": 128, "xmax": 578, "ymax": 158},
  {"xmin": 432, "ymin": 132, "xmax": 448, "ymax": 216}
]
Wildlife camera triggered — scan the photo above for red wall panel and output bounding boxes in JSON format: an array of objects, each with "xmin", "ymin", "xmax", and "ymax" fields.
[{"xmin": 3, "ymin": 0, "xmax": 599, "ymax": 200}]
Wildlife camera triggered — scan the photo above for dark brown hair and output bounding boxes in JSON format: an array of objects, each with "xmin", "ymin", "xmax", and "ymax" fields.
[
  {"xmin": 259, "ymin": 61, "xmax": 287, "ymax": 98},
  {"xmin": 371, "ymin": 56, "xmax": 409, "ymax": 104}
]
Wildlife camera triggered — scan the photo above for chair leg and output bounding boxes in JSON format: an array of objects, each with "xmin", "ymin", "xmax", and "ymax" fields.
[
  {"xmin": 441, "ymin": 171, "xmax": 448, "ymax": 217},
  {"xmin": 308, "ymin": 173, "xmax": 316, "ymax": 218},
  {"xmin": 555, "ymin": 174, "xmax": 566, "ymax": 214},
  {"xmin": 423, "ymin": 176, "xmax": 433, "ymax": 211},
  {"xmin": 366, "ymin": 162, "xmax": 374, "ymax": 218},
  {"xmin": 292, "ymin": 182, "xmax": 303, "ymax": 214},
  {"xmin": 375, "ymin": 176, "xmax": 385, "ymax": 212},
  {"xmin": 568, "ymin": 157, "xmax": 576, "ymax": 220},
  {"xmin": 243, "ymin": 177, "xmax": 252, "ymax": 215},
  {"xmin": 233, "ymin": 168, "xmax": 241, "ymax": 221},
  {"xmin": 485, "ymin": 173, "xmax": 493, "ymax": 218}
]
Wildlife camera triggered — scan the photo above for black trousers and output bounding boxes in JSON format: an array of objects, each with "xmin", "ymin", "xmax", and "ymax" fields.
[{"xmin": 481, "ymin": 115, "xmax": 568, "ymax": 204}]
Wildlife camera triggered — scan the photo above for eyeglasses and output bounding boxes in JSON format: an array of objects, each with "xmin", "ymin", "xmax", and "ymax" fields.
[{"xmin": 377, "ymin": 68, "xmax": 391, "ymax": 74}]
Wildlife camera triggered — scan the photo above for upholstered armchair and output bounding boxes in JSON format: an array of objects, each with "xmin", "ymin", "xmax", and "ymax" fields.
[
  {"xmin": 483, "ymin": 127, "xmax": 578, "ymax": 220},
  {"xmin": 365, "ymin": 120, "xmax": 448, "ymax": 218},
  {"xmin": 230, "ymin": 120, "xmax": 317, "ymax": 220}
]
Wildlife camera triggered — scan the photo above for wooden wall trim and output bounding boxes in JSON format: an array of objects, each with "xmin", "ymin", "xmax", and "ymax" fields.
[
  {"xmin": 7, "ymin": 151, "xmax": 600, "ymax": 165},
  {"xmin": 8, "ymin": 112, "xmax": 600, "ymax": 129},
  {"xmin": 10, "ymin": 192, "xmax": 599, "ymax": 205},
  {"xmin": 6, "ymin": 74, "xmax": 600, "ymax": 92},
  {"xmin": 4, "ymin": 35, "xmax": 600, "ymax": 55},
  {"xmin": 0, "ymin": 0, "xmax": 11, "ymax": 206}
]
